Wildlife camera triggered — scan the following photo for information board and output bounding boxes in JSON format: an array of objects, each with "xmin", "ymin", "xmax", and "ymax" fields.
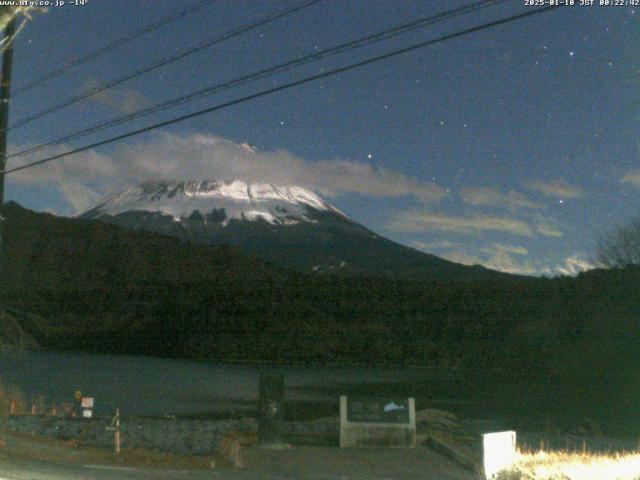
[
  {"xmin": 340, "ymin": 396, "xmax": 416, "ymax": 447},
  {"xmin": 346, "ymin": 398, "xmax": 411, "ymax": 424}
]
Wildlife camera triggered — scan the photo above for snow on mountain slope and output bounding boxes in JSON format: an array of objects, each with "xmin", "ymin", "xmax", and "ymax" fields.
[
  {"xmin": 78, "ymin": 179, "xmax": 514, "ymax": 280},
  {"xmin": 81, "ymin": 180, "xmax": 347, "ymax": 226}
]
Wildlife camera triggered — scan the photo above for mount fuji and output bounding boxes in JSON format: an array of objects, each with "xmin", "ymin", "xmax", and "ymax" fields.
[{"xmin": 80, "ymin": 179, "xmax": 509, "ymax": 280}]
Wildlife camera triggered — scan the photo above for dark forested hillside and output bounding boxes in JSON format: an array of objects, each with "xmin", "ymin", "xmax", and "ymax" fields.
[
  {"xmin": 3, "ymin": 201, "xmax": 639, "ymax": 369},
  {"xmin": 3, "ymin": 202, "xmax": 640, "ymax": 433}
]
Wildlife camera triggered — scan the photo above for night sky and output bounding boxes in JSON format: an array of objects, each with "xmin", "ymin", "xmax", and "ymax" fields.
[{"xmin": 4, "ymin": 0, "xmax": 639, "ymax": 276}]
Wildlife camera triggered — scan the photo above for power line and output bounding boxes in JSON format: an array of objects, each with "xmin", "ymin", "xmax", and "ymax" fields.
[
  {"xmin": 1, "ymin": 5, "xmax": 556, "ymax": 178},
  {"xmin": 8, "ymin": 0, "xmax": 324, "ymax": 131},
  {"xmin": 13, "ymin": 0, "xmax": 219, "ymax": 97},
  {"xmin": 7, "ymin": 0, "xmax": 508, "ymax": 161}
]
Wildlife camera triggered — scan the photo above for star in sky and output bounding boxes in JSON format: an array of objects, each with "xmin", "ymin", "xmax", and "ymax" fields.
[{"xmin": 6, "ymin": 1, "xmax": 637, "ymax": 277}]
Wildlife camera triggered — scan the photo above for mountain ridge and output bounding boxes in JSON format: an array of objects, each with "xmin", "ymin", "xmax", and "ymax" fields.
[
  {"xmin": 81, "ymin": 180, "xmax": 347, "ymax": 226},
  {"xmin": 80, "ymin": 179, "xmax": 517, "ymax": 281}
]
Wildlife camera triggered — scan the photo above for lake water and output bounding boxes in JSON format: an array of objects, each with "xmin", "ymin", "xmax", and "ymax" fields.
[{"xmin": 0, "ymin": 350, "xmax": 459, "ymax": 418}]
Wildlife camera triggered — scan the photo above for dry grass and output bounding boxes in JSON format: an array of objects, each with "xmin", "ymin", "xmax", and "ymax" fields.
[
  {"xmin": 0, "ymin": 382, "xmax": 27, "ymax": 423},
  {"xmin": 496, "ymin": 450, "xmax": 640, "ymax": 480}
]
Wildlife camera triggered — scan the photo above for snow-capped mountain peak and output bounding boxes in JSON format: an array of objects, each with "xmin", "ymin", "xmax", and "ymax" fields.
[
  {"xmin": 78, "ymin": 179, "xmax": 510, "ymax": 281},
  {"xmin": 81, "ymin": 180, "xmax": 346, "ymax": 226}
]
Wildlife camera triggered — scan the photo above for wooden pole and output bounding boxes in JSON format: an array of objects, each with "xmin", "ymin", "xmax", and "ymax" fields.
[
  {"xmin": 0, "ymin": 15, "xmax": 15, "ymax": 294},
  {"xmin": 114, "ymin": 408, "xmax": 120, "ymax": 454}
]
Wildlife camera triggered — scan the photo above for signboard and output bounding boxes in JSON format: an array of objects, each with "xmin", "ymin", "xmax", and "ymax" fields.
[
  {"xmin": 347, "ymin": 398, "xmax": 411, "ymax": 424},
  {"xmin": 340, "ymin": 396, "xmax": 416, "ymax": 448},
  {"xmin": 81, "ymin": 397, "xmax": 94, "ymax": 408},
  {"xmin": 74, "ymin": 390, "xmax": 82, "ymax": 401},
  {"xmin": 82, "ymin": 409, "xmax": 93, "ymax": 418},
  {"xmin": 483, "ymin": 431, "xmax": 517, "ymax": 479}
]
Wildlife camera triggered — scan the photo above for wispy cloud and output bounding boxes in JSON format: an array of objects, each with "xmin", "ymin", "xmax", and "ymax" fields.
[
  {"xmin": 554, "ymin": 254, "xmax": 594, "ymax": 276},
  {"xmin": 460, "ymin": 186, "xmax": 542, "ymax": 211},
  {"xmin": 410, "ymin": 239, "xmax": 457, "ymax": 251},
  {"xmin": 58, "ymin": 183, "xmax": 102, "ymax": 212},
  {"xmin": 441, "ymin": 244, "xmax": 593, "ymax": 277},
  {"xmin": 8, "ymin": 132, "xmax": 446, "ymax": 214},
  {"xmin": 388, "ymin": 211, "xmax": 534, "ymax": 237},
  {"xmin": 535, "ymin": 219, "xmax": 563, "ymax": 238},
  {"xmin": 479, "ymin": 243, "xmax": 528, "ymax": 256},
  {"xmin": 442, "ymin": 246, "xmax": 547, "ymax": 276},
  {"xmin": 84, "ymin": 79, "xmax": 150, "ymax": 115},
  {"xmin": 622, "ymin": 170, "xmax": 640, "ymax": 187},
  {"xmin": 525, "ymin": 179, "xmax": 585, "ymax": 199}
]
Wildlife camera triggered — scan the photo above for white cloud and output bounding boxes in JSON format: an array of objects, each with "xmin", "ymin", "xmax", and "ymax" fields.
[
  {"xmin": 8, "ymin": 132, "xmax": 446, "ymax": 214},
  {"xmin": 525, "ymin": 179, "xmax": 585, "ymax": 199},
  {"xmin": 59, "ymin": 183, "xmax": 101, "ymax": 213},
  {"xmin": 460, "ymin": 186, "xmax": 542, "ymax": 210},
  {"xmin": 9, "ymin": 147, "xmax": 105, "ymax": 214},
  {"xmin": 410, "ymin": 239, "xmax": 456, "ymax": 251},
  {"xmin": 105, "ymin": 133, "xmax": 445, "ymax": 200},
  {"xmin": 442, "ymin": 248, "xmax": 550, "ymax": 276},
  {"xmin": 554, "ymin": 254, "xmax": 595, "ymax": 276},
  {"xmin": 622, "ymin": 170, "xmax": 640, "ymax": 187},
  {"xmin": 479, "ymin": 243, "xmax": 528, "ymax": 256},
  {"xmin": 388, "ymin": 210, "xmax": 534, "ymax": 237},
  {"xmin": 441, "ymin": 245, "xmax": 593, "ymax": 277},
  {"xmin": 84, "ymin": 79, "xmax": 150, "ymax": 114},
  {"xmin": 440, "ymin": 251, "xmax": 486, "ymax": 267},
  {"xmin": 535, "ymin": 220, "xmax": 563, "ymax": 238}
]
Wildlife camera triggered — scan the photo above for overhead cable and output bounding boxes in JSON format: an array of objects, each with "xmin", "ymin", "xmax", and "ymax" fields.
[
  {"xmin": 7, "ymin": 0, "xmax": 508, "ymax": 160},
  {"xmin": 13, "ymin": 0, "xmax": 220, "ymax": 96},
  {"xmin": 0, "ymin": 6, "xmax": 556, "ymax": 178},
  {"xmin": 8, "ymin": 0, "xmax": 324, "ymax": 131}
]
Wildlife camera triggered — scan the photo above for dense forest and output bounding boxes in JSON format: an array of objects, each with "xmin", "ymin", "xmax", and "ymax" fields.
[{"xmin": 3, "ymin": 201, "xmax": 640, "ymax": 433}]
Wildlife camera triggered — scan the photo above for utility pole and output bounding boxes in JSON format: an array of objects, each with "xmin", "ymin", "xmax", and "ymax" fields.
[{"xmin": 0, "ymin": 15, "xmax": 15, "ymax": 294}]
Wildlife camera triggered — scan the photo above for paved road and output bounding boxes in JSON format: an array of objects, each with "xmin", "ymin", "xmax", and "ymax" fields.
[
  {"xmin": 0, "ymin": 458, "xmax": 272, "ymax": 480},
  {"xmin": 0, "ymin": 447, "xmax": 479, "ymax": 480}
]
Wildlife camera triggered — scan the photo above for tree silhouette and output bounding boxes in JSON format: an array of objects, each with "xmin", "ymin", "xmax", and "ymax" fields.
[{"xmin": 595, "ymin": 216, "xmax": 640, "ymax": 268}]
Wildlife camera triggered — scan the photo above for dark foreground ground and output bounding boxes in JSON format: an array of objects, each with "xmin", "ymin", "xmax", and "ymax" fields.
[{"xmin": 0, "ymin": 431, "xmax": 477, "ymax": 480}]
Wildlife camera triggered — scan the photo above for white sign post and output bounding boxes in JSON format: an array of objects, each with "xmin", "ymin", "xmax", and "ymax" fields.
[
  {"xmin": 80, "ymin": 397, "xmax": 94, "ymax": 418},
  {"xmin": 483, "ymin": 430, "xmax": 517, "ymax": 479}
]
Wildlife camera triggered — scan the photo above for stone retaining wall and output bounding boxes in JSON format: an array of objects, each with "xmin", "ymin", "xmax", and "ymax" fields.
[
  {"xmin": 6, "ymin": 416, "xmax": 258, "ymax": 454},
  {"xmin": 5, "ymin": 415, "xmax": 340, "ymax": 454}
]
